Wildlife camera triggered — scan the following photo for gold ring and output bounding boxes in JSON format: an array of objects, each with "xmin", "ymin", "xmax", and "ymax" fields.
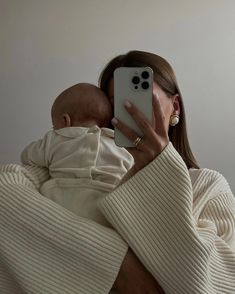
[{"xmin": 133, "ymin": 136, "xmax": 142, "ymax": 147}]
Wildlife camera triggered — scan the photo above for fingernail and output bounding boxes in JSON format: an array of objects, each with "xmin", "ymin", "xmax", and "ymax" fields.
[
  {"xmin": 124, "ymin": 100, "xmax": 132, "ymax": 108},
  {"xmin": 111, "ymin": 117, "xmax": 118, "ymax": 125},
  {"xmin": 154, "ymin": 91, "xmax": 159, "ymax": 99}
]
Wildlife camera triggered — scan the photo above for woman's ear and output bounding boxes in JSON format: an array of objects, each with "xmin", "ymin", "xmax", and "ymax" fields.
[
  {"xmin": 172, "ymin": 94, "xmax": 180, "ymax": 115},
  {"xmin": 62, "ymin": 113, "xmax": 71, "ymax": 127}
]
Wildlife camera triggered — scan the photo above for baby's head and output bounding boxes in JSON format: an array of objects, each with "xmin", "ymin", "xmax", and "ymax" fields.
[{"xmin": 51, "ymin": 83, "xmax": 112, "ymax": 129}]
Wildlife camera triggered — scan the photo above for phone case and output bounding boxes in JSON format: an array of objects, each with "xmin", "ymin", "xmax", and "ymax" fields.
[{"xmin": 114, "ymin": 67, "xmax": 153, "ymax": 147}]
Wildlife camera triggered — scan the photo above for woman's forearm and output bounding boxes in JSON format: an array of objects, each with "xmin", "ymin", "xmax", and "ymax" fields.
[
  {"xmin": 113, "ymin": 248, "xmax": 165, "ymax": 294},
  {"xmin": 100, "ymin": 143, "xmax": 235, "ymax": 294},
  {"xmin": 0, "ymin": 163, "xmax": 128, "ymax": 293}
]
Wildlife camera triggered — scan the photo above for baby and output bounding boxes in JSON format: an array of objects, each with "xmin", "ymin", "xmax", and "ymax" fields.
[{"xmin": 21, "ymin": 83, "xmax": 133, "ymax": 226}]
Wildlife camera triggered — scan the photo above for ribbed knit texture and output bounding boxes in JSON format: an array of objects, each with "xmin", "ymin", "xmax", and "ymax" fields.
[
  {"xmin": 1, "ymin": 142, "xmax": 235, "ymax": 293},
  {"xmin": 100, "ymin": 142, "xmax": 235, "ymax": 294},
  {"xmin": 0, "ymin": 164, "xmax": 128, "ymax": 294}
]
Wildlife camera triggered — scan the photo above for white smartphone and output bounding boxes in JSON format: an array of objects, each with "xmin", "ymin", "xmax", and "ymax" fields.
[{"xmin": 114, "ymin": 67, "xmax": 153, "ymax": 147}]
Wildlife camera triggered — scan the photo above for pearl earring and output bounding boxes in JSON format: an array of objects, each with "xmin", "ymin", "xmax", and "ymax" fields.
[{"xmin": 170, "ymin": 114, "xmax": 180, "ymax": 126}]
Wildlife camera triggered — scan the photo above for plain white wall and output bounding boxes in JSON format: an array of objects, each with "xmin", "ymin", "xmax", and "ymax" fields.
[{"xmin": 1, "ymin": 0, "xmax": 235, "ymax": 192}]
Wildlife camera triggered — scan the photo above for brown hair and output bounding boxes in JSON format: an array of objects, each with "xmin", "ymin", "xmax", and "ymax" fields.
[
  {"xmin": 51, "ymin": 83, "xmax": 112, "ymax": 128},
  {"xmin": 99, "ymin": 50, "xmax": 199, "ymax": 169}
]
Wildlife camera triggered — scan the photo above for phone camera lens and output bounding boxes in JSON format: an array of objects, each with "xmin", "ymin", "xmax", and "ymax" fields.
[
  {"xmin": 141, "ymin": 71, "xmax": 149, "ymax": 79},
  {"xmin": 142, "ymin": 81, "xmax": 149, "ymax": 90},
  {"xmin": 132, "ymin": 76, "xmax": 140, "ymax": 84}
]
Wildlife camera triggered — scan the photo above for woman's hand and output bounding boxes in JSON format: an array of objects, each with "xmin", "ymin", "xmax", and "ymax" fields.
[
  {"xmin": 112, "ymin": 93, "xmax": 169, "ymax": 172},
  {"xmin": 112, "ymin": 249, "xmax": 165, "ymax": 294}
]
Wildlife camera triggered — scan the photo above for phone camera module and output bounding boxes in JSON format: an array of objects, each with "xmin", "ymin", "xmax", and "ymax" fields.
[
  {"xmin": 141, "ymin": 71, "xmax": 149, "ymax": 79},
  {"xmin": 142, "ymin": 81, "xmax": 149, "ymax": 90},
  {"xmin": 132, "ymin": 76, "xmax": 140, "ymax": 84}
]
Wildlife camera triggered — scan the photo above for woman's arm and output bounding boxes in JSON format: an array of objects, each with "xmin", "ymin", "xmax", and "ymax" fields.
[
  {"xmin": 100, "ymin": 142, "xmax": 235, "ymax": 294},
  {"xmin": 0, "ymin": 164, "xmax": 128, "ymax": 293},
  {"xmin": 100, "ymin": 94, "xmax": 235, "ymax": 293},
  {"xmin": 113, "ymin": 248, "xmax": 165, "ymax": 294},
  {"xmin": 0, "ymin": 163, "xmax": 164, "ymax": 293}
]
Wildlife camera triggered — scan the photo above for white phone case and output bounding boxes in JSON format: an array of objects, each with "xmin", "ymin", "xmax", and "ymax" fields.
[{"xmin": 114, "ymin": 67, "xmax": 153, "ymax": 147}]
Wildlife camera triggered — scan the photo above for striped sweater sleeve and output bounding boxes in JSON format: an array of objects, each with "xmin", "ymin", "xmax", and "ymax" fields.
[
  {"xmin": 0, "ymin": 164, "xmax": 128, "ymax": 294},
  {"xmin": 100, "ymin": 142, "xmax": 235, "ymax": 294}
]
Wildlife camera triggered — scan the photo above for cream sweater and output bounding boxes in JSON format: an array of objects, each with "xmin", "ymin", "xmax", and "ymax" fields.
[{"xmin": 0, "ymin": 142, "xmax": 234, "ymax": 293}]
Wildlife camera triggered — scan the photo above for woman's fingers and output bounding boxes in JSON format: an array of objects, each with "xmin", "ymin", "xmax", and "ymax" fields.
[
  {"xmin": 123, "ymin": 96, "xmax": 167, "ymax": 138},
  {"xmin": 112, "ymin": 96, "xmax": 167, "ymax": 147},
  {"xmin": 123, "ymin": 100, "xmax": 155, "ymax": 138},
  {"xmin": 111, "ymin": 96, "xmax": 169, "ymax": 171},
  {"xmin": 112, "ymin": 117, "xmax": 145, "ymax": 148}
]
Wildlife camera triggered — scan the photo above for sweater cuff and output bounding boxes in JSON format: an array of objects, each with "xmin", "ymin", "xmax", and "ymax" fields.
[{"xmin": 100, "ymin": 142, "xmax": 192, "ymax": 230}]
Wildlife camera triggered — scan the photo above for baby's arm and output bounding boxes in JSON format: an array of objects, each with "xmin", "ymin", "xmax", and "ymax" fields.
[{"xmin": 21, "ymin": 131, "xmax": 52, "ymax": 167}]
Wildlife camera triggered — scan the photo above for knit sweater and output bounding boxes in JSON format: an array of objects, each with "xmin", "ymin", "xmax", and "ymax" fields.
[
  {"xmin": 100, "ymin": 143, "xmax": 235, "ymax": 293},
  {"xmin": 0, "ymin": 143, "xmax": 234, "ymax": 293},
  {"xmin": 0, "ymin": 164, "xmax": 128, "ymax": 294}
]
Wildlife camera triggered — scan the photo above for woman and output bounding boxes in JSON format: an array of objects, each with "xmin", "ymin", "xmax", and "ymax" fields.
[
  {"xmin": 99, "ymin": 51, "xmax": 235, "ymax": 293},
  {"xmin": 0, "ymin": 51, "xmax": 234, "ymax": 294}
]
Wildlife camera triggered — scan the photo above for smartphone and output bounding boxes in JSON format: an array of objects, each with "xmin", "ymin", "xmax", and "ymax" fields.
[{"xmin": 114, "ymin": 67, "xmax": 153, "ymax": 147}]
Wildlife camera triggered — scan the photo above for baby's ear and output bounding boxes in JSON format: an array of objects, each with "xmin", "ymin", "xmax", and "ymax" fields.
[{"xmin": 62, "ymin": 113, "xmax": 71, "ymax": 127}]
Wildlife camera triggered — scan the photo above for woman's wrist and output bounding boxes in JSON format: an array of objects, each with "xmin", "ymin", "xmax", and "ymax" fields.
[
  {"xmin": 112, "ymin": 248, "xmax": 165, "ymax": 293},
  {"xmin": 118, "ymin": 165, "xmax": 139, "ymax": 186}
]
